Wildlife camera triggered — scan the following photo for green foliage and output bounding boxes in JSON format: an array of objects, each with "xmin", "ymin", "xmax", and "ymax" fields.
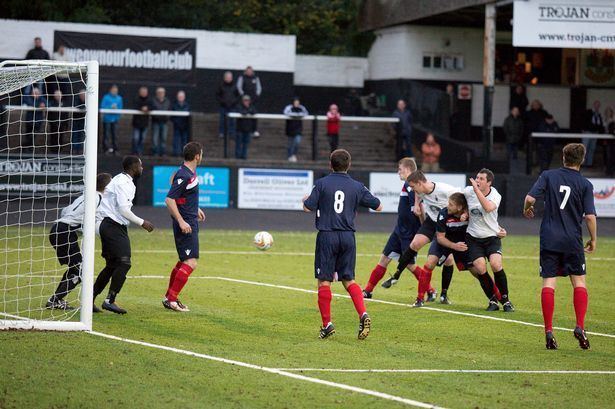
[{"xmin": 0, "ymin": 0, "xmax": 374, "ymax": 56}]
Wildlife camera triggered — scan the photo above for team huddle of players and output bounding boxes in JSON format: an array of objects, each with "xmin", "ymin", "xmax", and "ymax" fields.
[{"xmin": 45, "ymin": 141, "xmax": 596, "ymax": 350}]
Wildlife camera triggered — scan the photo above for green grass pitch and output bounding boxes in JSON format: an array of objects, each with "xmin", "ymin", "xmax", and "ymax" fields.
[{"xmin": 1, "ymin": 228, "xmax": 614, "ymax": 408}]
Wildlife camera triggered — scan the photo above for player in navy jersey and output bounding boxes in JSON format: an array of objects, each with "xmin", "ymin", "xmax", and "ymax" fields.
[
  {"xmin": 362, "ymin": 158, "xmax": 434, "ymax": 298},
  {"xmin": 303, "ymin": 149, "xmax": 382, "ymax": 339},
  {"xmin": 524, "ymin": 143, "xmax": 597, "ymax": 350},
  {"xmin": 162, "ymin": 142, "xmax": 206, "ymax": 312}
]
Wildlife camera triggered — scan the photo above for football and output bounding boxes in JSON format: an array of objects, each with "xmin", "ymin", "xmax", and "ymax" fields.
[{"xmin": 253, "ymin": 231, "xmax": 274, "ymax": 251}]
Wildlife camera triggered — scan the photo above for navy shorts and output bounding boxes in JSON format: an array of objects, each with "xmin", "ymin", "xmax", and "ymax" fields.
[
  {"xmin": 428, "ymin": 240, "xmax": 473, "ymax": 271},
  {"xmin": 382, "ymin": 231, "xmax": 413, "ymax": 262},
  {"xmin": 314, "ymin": 231, "xmax": 356, "ymax": 282},
  {"xmin": 173, "ymin": 219, "xmax": 200, "ymax": 261},
  {"xmin": 416, "ymin": 217, "xmax": 437, "ymax": 241},
  {"xmin": 466, "ymin": 234, "xmax": 502, "ymax": 262},
  {"xmin": 540, "ymin": 249, "xmax": 586, "ymax": 278}
]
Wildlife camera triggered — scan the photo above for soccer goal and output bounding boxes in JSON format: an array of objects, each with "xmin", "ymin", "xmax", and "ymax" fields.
[{"xmin": 0, "ymin": 60, "xmax": 99, "ymax": 331}]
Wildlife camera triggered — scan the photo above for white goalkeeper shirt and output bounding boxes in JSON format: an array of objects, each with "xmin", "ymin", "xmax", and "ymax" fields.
[
  {"xmin": 97, "ymin": 173, "xmax": 142, "ymax": 226},
  {"xmin": 57, "ymin": 192, "xmax": 103, "ymax": 228},
  {"xmin": 464, "ymin": 185, "xmax": 502, "ymax": 238},
  {"xmin": 417, "ymin": 182, "xmax": 458, "ymax": 222}
]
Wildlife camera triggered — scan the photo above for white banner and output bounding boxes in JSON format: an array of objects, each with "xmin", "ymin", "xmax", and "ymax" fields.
[
  {"xmin": 513, "ymin": 1, "xmax": 615, "ymax": 49},
  {"xmin": 589, "ymin": 178, "xmax": 615, "ymax": 218},
  {"xmin": 238, "ymin": 168, "xmax": 313, "ymax": 210},
  {"xmin": 369, "ymin": 172, "xmax": 467, "ymax": 213}
]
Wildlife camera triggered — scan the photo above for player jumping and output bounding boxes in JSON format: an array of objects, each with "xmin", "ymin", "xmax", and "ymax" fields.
[
  {"xmin": 163, "ymin": 142, "xmax": 206, "ymax": 312},
  {"xmin": 303, "ymin": 149, "xmax": 382, "ymax": 339},
  {"xmin": 524, "ymin": 143, "xmax": 596, "ymax": 350}
]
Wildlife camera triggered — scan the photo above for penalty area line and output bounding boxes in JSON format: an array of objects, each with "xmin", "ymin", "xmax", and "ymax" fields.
[
  {"xmin": 272, "ymin": 368, "xmax": 615, "ymax": 375},
  {"xmin": 88, "ymin": 330, "xmax": 443, "ymax": 409}
]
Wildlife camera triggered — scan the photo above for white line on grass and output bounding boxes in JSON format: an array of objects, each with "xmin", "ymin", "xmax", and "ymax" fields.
[
  {"xmin": 124, "ymin": 275, "xmax": 615, "ymax": 339},
  {"xmin": 271, "ymin": 368, "xmax": 615, "ymax": 374},
  {"xmin": 88, "ymin": 330, "xmax": 443, "ymax": 409}
]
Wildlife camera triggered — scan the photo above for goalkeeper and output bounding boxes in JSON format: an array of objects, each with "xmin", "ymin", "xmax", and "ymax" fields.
[{"xmin": 46, "ymin": 173, "xmax": 112, "ymax": 310}]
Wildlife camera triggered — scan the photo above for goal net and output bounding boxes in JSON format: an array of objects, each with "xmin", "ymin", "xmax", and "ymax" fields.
[{"xmin": 0, "ymin": 60, "xmax": 99, "ymax": 330}]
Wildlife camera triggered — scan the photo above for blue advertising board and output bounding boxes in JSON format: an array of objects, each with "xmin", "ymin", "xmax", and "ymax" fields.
[{"xmin": 153, "ymin": 166, "xmax": 230, "ymax": 208}]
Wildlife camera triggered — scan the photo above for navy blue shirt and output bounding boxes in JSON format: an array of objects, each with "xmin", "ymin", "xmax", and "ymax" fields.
[
  {"xmin": 167, "ymin": 164, "xmax": 200, "ymax": 221},
  {"xmin": 304, "ymin": 172, "xmax": 381, "ymax": 231},
  {"xmin": 436, "ymin": 208, "xmax": 468, "ymax": 243},
  {"xmin": 396, "ymin": 182, "xmax": 421, "ymax": 239},
  {"xmin": 528, "ymin": 167, "xmax": 596, "ymax": 253}
]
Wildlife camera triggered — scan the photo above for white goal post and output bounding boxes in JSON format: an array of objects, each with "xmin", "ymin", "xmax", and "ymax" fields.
[{"xmin": 0, "ymin": 60, "xmax": 99, "ymax": 331}]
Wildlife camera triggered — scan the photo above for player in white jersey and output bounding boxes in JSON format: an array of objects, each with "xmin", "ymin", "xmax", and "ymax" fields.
[
  {"xmin": 393, "ymin": 170, "xmax": 458, "ymax": 307},
  {"xmin": 46, "ymin": 173, "xmax": 112, "ymax": 310},
  {"xmin": 464, "ymin": 168, "xmax": 514, "ymax": 312},
  {"xmin": 93, "ymin": 156, "xmax": 155, "ymax": 314}
]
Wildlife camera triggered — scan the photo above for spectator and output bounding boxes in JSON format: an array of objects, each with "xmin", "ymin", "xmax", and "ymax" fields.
[
  {"xmin": 23, "ymin": 86, "xmax": 46, "ymax": 150},
  {"xmin": 132, "ymin": 86, "xmax": 151, "ymax": 155},
  {"xmin": 283, "ymin": 97, "xmax": 309, "ymax": 162},
  {"xmin": 71, "ymin": 89, "xmax": 86, "ymax": 154},
  {"xmin": 171, "ymin": 90, "xmax": 191, "ymax": 157},
  {"xmin": 509, "ymin": 84, "xmax": 529, "ymax": 112},
  {"xmin": 503, "ymin": 106, "xmax": 524, "ymax": 160},
  {"xmin": 237, "ymin": 66, "xmax": 262, "ymax": 137},
  {"xmin": 604, "ymin": 106, "xmax": 615, "ymax": 176},
  {"xmin": 446, "ymin": 83, "xmax": 458, "ymax": 138},
  {"xmin": 51, "ymin": 44, "xmax": 71, "ymax": 95},
  {"xmin": 326, "ymin": 104, "xmax": 341, "ymax": 152},
  {"xmin": 151, "ymin": 87, "xmax": 170, "ymax": 156},
  {"xmin": 420, "ymin": 132, "xmax": 441, "ymax": 172},
  {"xmin": 582, "ymin": 100, "xmax": 604, "ymax": 167},
  {"xmin": 216, "ymin": 71, "xmax": 238, "ymax": 139},
  {"xmin": 392, "ymin": 99, "xmax": 413, "ymax": 160},
  {"xmin": 525, "ymin": 99, "xmax": 548, "ymax": 149},
  {"xmin": 25, "ymin": 37, "xmax": 50, "ymax": 60},
  {"xmin": 100, "ymin": 84, "xmax": 123, "ymax": 155},
  {"xmin": 52, "ymin": 44, "xmax": 70, "ymax": 62},
  {"xmin": 235, "ymin": 95, "xmax": 256, "ymax": 159},
  {"xmin": 536, "ymin": 114, "xmax": 559, "ymax": 172},
  {"xmin": 46, "ymin": 89, "xmax": 68, "ymax": 153}
]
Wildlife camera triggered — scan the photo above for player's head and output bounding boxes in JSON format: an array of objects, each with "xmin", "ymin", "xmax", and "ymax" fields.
[
  {"xmin": 475, "ymin": 168, "xmax": 494, "ymax": 192},
  {"xmin": 96, "ymin": 173, "xmax": 112, "ymax": 193},
  {"xmin": 330, "ymin": 149, "xmax": 351, "ymax": 172},
  {"xmin": 397, "ymin": 157, "xmax": 417, "ymax": 180},
  {"xmin": 122, "ymin": 155, "xmax": 143, "ymax": 178},
  {"xmin": 406, "ymin": 170, "xmax": 429, "ymax": 193},
  {"xmin": 447, "ymin": 192, "xmax": 467, "ymax": 215},
  {"xmin": 562, "ymin": 143, "xmax": 585, "ymax": 168},
  {"xmin": 184, "ymin": 141, "xmax": 203, "ymax": 164}
]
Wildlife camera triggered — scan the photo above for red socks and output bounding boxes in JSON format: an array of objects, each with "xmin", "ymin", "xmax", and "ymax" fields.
[
  {"xmin": 318, "ymin": 286, "xmax": 332, "ymax": 327},
  {"xmin": 365, "ymin": 264, "xmax": 387, "ymax": 292},
  {"xmin": 541, "ymin": 287, "xmax": 555, "ymax": 333},
  {"xmin": 166, "ymin": 263, "xmax": 194, "ymax": 302},
  {"xmin": 347, "ymin": 283, "xmax": 367, "ymax": 317},
  {"xmin": 416, "ymin": 266, "xmax": 433, "ymax": 299},
  {"xmin": 166, "ymin": 261, "xmax": 182, "ymax": 298},
  {"xmin": 573, "ymin": 287, "xmax": 588, "ymax": 330}
]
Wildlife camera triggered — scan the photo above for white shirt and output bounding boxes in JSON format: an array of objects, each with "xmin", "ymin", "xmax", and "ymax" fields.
[
  {"xmin": 418, "ymin": 182, "xmax": 458, "ymax": 222},
  {"xmin": 57, "ymin": 192, "xmax": 103, "ymax": 228},
  {"xmin": 464, "ymin": 185, "xmax": 501, "ymax": 238},
  {"xmin": 97, "ymin": 173, "xmax": 142, "ymax": 226}
]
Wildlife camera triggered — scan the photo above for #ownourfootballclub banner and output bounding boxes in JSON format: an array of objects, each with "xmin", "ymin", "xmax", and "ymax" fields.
[{"xmin": 54, "ymin": 31, "xmax": 196, "ymax": 85}]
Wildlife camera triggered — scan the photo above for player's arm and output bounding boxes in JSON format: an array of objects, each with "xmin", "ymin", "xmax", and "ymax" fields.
[
  {"xmin": 360, "ymin": 186, "xmax": 382, "ymax": 212},
  {"xmin": 469, "ymin": 178, "xmax": 497, "ymax": 212},
  {"xmin": 117, "ymin": 184, "xmax": 154, "ymax": 232},
  {"xmin": 413, "ymin": 194, "xmax": 425, "ymax": 223},
  {"xmin": 303, "ymin": 184, "xmax": 319, "ymax": 213},
  {"xmin": 523, "ymin": 195, "xmax": 536, "ymax": 218},
  {"xmin": 584, "ymin": 214, "xmax": 597, "ymax": 253},
  {"xmin": 525, "ymin": 174, "xmax": 546, "ymax": 218},
  {"xmin": 437, "ymin": 231, "xmax": 467, "ymax": 252},
  {"xmin": 165, "ymin": 197, "xmax": 192, "ymax": 233}
]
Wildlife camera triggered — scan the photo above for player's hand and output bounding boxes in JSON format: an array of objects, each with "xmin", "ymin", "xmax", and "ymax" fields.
[
  {"xmin": 179, "ymin": 220, "xmax": 192, "ymax": 234},
  {"xmin": 454, "ymin": 242, "xmax": 468, "ymax": 252},
  {"xmin": 523, "ymin": 206, "xmax": 535, "ymax": 219},
  {"xmin": 460, "ymin": 212, "xmax": 469, "ymax": 222},
  {"xmin": 142, "ymin": 220, "xmax": 155, "ymax": 232},
  {"xmin": 413, "ymin": 203, "xmax": 423, "ymax": 217},
  {"xmin": 584, "ymin": 239, "xmax": 596, "ymax": 253},
  {"xmin": 198, "ymin": 208, "xmax": 206, "ymax": 222},
  {"xmin": 497, "ymin": 227, "xmax": 507, "ymax": 238},
  {"xmin": 469, "ymin": 177, "xmax": 479, "ymax": 192}
]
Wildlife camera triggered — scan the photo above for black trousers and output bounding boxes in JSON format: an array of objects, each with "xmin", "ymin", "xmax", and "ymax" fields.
[{"xmin": 93, "ymin": 218, "xmax": 132, "ymax": 301}]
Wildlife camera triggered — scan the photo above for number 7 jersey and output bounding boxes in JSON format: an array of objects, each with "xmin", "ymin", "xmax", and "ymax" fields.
[
  {"xmin": 303, "ymin": 172, "xmax": 381, "ymax": 231},
  {"xmin": 528, "ymin": 167, "xmax": 596, "ymax": 253}
]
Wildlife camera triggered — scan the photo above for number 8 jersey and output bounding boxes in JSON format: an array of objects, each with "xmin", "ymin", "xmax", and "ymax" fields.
[
  {"xmin": 528, "ymin": 167, "xmax": 596, "ymax": 253},
  {"xmin": 303, "ymin": 172, "xmax": 381, "ymax": 231}
]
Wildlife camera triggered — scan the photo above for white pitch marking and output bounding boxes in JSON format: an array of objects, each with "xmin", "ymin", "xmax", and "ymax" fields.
[
  {"xmin": 88, "ymin": 330, "xmax": 443, "ymax": 409},
  {"xmin": 272, "ymin": 368, "xmax": 615, "ymax": 374}
]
